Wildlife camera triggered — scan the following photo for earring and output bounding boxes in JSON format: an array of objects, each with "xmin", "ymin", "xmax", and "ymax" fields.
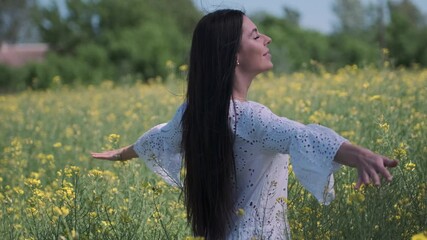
[{"xmin": 236, "ymin": 60, "xmax": 240, "ymax": 66}]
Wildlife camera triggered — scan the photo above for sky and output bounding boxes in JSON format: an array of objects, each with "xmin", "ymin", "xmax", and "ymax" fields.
[{"xmin": 192, "ymin": 0, "xmax": 427, "ymax": 33}]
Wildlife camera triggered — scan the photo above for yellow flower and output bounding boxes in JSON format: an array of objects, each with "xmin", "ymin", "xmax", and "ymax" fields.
[
  {"xmin": 88, "ymin": 169, "xmax": 103, "ymax": 177},
  {"xmin": 26, "ymin": 207, "xmax": 38, "ymax": 216},
  {"xmin": 185, "ymin": 237, "xmax": 205, "ymax": 240},
  {"xmin": 179, "ymin": 64, "xmax": 188, "ymax": 72},
  {"xmin": 108, "ymin": 133, "xmax": 120, "ymax": 143},
  {"xmin": 236, "ymin": 208, "xmax": 245, "ymax": 216},
  {"xmin": 13, "ymin": 187, "xmax": 24, "ymax": 195},
  {"xmin": 411, "ymin": 231, "xmax": 427, "ymax": 240},
  {"xmin": 165, "ymin": 60, "xmax": 175, "ymax": 69},
  {"xmin": 89, "ymin": 211, "xmax": 97, "ymax": 218},
  {"xmin": 393, "ymin": 143, "xmax": 408, "ymax": 160},
  {"xmin": 404, "ymin": 162, "xmax": 416, "ymax": 171},
  {"xmin": 369, "ymin": 95, "xmax": 382, "ymax": 101},
  {"xmin": 52, "ymin": 75, "xmax": 61, "ymax": 85},
  {"xmin": 53, "ymin": 142, "xmax": 62, "ymax": 148},
  {"xmin": 24, "ymin": 178, "xmax": 41, "ymax": 187},
  {"xmin": 347, "ymin": 191, "xmax": 365, "ymax": 204},
  {"xmin": 379, "ymin": 122, "xmax": 389, "ymax": 132},
  {"xmin": 382, "ymin": 48, "xmax": 389, "ymax": 55},
  {"xmin": 53, "ymin": 206, "xmax": 70, "ymax": 216},
  {"xmin": 71, "ymin": 229, "xmax": 78, "ymax": 239}
]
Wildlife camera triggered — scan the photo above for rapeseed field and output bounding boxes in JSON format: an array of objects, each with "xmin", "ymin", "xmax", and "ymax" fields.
[{"xmin": 1, "ymin": 65, "xmax": 426, "ymax": 239}]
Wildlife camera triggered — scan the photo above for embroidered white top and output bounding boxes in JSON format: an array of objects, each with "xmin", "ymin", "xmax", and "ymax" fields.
[{"xmin": 133, "ymin": 100, "xmax": 347, "ymax": 239}]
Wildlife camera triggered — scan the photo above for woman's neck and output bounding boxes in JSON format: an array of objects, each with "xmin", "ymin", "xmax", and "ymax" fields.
[{"xmin": 233, "ymin": 72, "xmax": 254, "ymax": 101}]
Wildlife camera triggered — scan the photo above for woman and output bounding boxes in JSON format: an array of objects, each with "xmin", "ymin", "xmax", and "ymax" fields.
[{"xmin": 91, "ymin": 9, "xmax": 398, "ymax": 239}]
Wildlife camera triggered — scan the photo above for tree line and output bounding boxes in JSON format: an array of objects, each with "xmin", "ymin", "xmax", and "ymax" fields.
[{"xmin": 0, "ymin": 0, "xmax": 426, "ymax": 90}]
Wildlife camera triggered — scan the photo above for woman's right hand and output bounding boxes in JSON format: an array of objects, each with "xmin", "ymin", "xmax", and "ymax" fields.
[
  {"xmin": 91, "ymin": 144, "xmax": 138, "ymax": 161},
  {"xmin": 91, "ymin": 149, "xmax": 124, "ymax": 161}
]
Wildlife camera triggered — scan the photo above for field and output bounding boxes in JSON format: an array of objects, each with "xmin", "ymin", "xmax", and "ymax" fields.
[{"xmin": 0, "ymin": 65, "xmax": 426, "ymax": 239}]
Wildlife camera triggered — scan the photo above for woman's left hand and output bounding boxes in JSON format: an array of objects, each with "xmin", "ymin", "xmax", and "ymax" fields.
[{"xmin": 334, "ymin": 142, "xmax": 399, "ymax": 189}]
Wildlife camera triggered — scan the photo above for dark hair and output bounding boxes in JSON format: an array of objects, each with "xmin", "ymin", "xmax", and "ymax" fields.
[{"xmin": 181, "ymin": 9, "xmax": 244, "ymax": 239}]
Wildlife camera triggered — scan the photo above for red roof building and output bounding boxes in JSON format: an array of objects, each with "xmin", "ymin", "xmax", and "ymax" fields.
[{"xmin": 0, "ymin": 43, "xmax": 48, "ymax": 67}]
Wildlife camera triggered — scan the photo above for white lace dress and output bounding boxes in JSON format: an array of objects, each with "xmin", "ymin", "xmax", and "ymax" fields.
[{"xmin": 133, "ymin": 100, "xmax": 347, "ymax": 239}]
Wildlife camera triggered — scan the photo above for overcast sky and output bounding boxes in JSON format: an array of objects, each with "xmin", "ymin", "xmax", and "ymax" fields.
[{"xmin": 192, "ymin": 0, "xmax": 427, "ymax": 33}]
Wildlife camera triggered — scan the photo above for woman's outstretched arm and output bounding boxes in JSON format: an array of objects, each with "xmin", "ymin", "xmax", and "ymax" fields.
[
  {"xmin": 333, "ymin": 142, "xmax": 399, "ymax": 189},
  {"xmin": 91, "ymin": 145, "xmax": 138, "ymax": 161}
]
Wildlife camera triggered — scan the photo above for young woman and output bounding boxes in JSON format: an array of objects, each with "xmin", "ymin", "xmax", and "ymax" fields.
[{"xmin": 91, "ymin": 9, "xmax": 398, "ymax": 239}]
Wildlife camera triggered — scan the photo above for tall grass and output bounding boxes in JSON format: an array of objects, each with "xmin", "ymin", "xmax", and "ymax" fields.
[{"xmin": 1, "ymin": 66, "xmax": 426, "ymax": 239}]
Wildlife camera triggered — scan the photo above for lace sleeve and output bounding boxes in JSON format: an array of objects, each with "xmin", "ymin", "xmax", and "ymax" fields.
[
  {"xmin": 260, "ymin": 107, "xmax": 347, "ymax": 204},
  {"xmin": 133, "ymin": 104, "xmax": 185, "ymax": 188}
]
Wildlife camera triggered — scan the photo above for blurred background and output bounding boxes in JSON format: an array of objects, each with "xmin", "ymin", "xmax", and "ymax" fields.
[{"xmin": 1, "ymin": 0, "xmax": 427, "ymax": 91}]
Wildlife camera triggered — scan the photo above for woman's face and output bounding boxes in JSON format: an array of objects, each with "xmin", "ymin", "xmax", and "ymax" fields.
[{"xmin": 237, "ymin": 16, "xmax": 273, "ymax": 76}]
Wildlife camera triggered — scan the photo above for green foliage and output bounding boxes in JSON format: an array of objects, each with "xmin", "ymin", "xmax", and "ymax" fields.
[
  {"xmin": 387, "ymin": 0, "xmax": 427, "ymax": 66},
  {"xmin": 328, "ymin": 33, "xmax": 379, "ymax": 68},
  {"xmin": 256, "ymin": 13, "xmax": 330, "ymax": 72},
  {"xmin": 2, "ymin": 0, "xmax": 427, "ymax": 91},
  {"xmin": 0, "ymin": 64, "xmax": 13, "ymax": 90},
  {"xmin": 24, "ymin": 0, "xmax": 201, "ymax": 88},
  {"xmin": 332, "ymin": 0, "xmax": 366, "ymax": 34}
]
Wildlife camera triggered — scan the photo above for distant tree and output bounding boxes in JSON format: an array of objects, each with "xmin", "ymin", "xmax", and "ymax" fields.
[
  {"xmin": 256, "ymin": 12, "xmax": 329, "ymax": 72},
  {"xmin": 387, "ymin": 0, "xmax": 427, "ymax": 66},
  {"xmin": 332, "ymin": 0, "xmax": 366, "ymax": 35},
  {"xmin": 32, "ymin": 0, "xmax": 201, "ymax": 83},
  {"xmin": 283, "ymin": 7, "xmax": 300, "ymax": 26},
  {"xmin": 0, "ymin": 0, "xmax": 37, "ymax": 44}
]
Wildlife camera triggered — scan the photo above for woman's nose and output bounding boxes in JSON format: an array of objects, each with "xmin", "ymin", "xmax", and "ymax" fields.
[{"xmin": 263, "ymin": 34, "xmax": 272, "ymax": 45}]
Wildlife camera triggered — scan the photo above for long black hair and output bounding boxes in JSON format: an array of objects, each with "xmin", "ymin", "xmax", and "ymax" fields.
[{"xmin": 181, "ymin": 9, "xmax": 244, "ymax": 239}]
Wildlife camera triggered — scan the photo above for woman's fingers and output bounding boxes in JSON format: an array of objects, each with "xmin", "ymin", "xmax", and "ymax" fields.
[
  {"xmin": 90, "ymin": 151, "xmax": 116, "ymax": 160},
  {"xmin": 378, "ymin": 163, "xmax": 393, "ymax": 182},
  {"xmin": 355, "ymin": 156, "xmax": 398, "ymax": 189},
  {"xmin": 384, "ymin": 158, "xmax": 399, "ymax": 168},
  {"xmin": 355, "ymin": 178, "xmax": 363, "ymax": 189},
  {"xmin": 355, "ymin": 171, "xmax": 371, "ymax": 189}
]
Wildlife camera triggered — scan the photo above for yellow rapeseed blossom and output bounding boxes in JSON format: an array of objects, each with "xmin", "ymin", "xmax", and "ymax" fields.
[
  {"xmin": 404, "ymin": 162, "xmax": 416, "ymax": 171},
  {"xmin": 179, "ymin": 64, "xmax": 188, "ymax": 72},
  {"xmin": 393, "ymin": 143, "xmax": 409, "ymax": 160},
  {"xmin": 412, "ymin": 231, "xmax": 427, "ymax": 240},
  {"xmin": 379, "ymin": 122, "xmax": 389, "ymax": 133},
  {"xmin": 52, "ymin": 75, "xmax": 62, "ymax": 85},
  {"xmin": 13, "ymin": 186, "xmax": 24, "ymax": 195},
  {"xmin": 236, "ymin": 208, "xmax": 245, "ymax": 216},
  {"xmin": 88, "ymin": 169, "xmax": 103, "ymax": 177},
  {"xmin": 71, "ymin": 229, "xmax": 78, "ymax": 239},
  {"xmin": 89, "ymin": 211, "xmax": 97, "ymax": 218},
  {"xmin": 369, "ymin": 95, "xmax": 382, "ymax": 101},
  {"xmin": 24, "ymin": 178, "xmax": 41, "ymax": 187},
  {"xmin": 108, "ymin": 133, "xmax": 120, "ymax": 143},
  {"xmin": 25, "ymin": 207, "xmax": 38, "ymax": 216},
  {"xmin": 185, "ymin": 237, "xmax": 205, "ymax": 240},
  {"xmin": 53, "ymin": 206, "xmax": 70, "ymax": 217},
  {"xmin": 347, "ymin": 191, "xmax": 365, "ymax": 205},
  {"xmin": 53, "ymin": 142, "xmax": 62, "ymax": 148},
  {"xmin": 165, "ymin": 60, "xmax": 175, "ymax": 69}
]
